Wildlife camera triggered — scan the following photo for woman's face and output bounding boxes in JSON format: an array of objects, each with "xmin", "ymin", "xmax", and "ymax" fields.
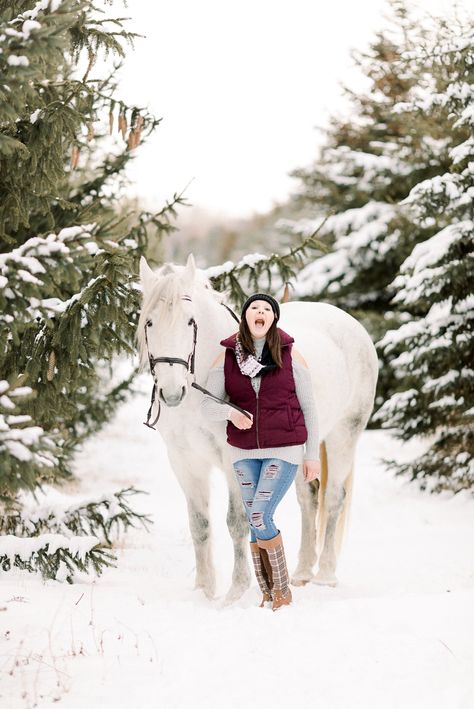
[{"xmin": 245, "ymin": 300, "xmax": 275, "ymax": 339}]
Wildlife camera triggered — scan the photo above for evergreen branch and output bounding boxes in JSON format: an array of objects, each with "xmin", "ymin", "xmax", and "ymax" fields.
[
  {"xmin": 81, "ymin": 50, "xmax": 95, "ymax": 84},
  {"xmin": 25, "ymin": 272, "xmax": 135, "ymax": 379},
  {"xmin": 207, "ymin": 216, "xmax": 330, "ymax": 305},
  {"xmin": 135, "ymin": 188, "xmax": 191, "ymax": 234},
  {"xmin": 380, "ymin": 425, "xmax": 474, "ymax": 494},
  {"xmin": 73, "ymin": 366, "xmax": 140, "ymax": 443},
  {"xmin": 39, "ymin": 77, "xmax": 158, "ymax": 122},
  {"xmin": 0, "ymin": 533, "xmax": 115, "ymax": 582},
  {"xmin": 390, "ymin": 33, "xmax": 474, "ymax": 67},
  {"xmin": 1, "ymin": 486, "xmax": 152, "ymax": 546},
  {"xmin": 0, "ymin": 381, "xmax": 66, "ymax": 502},
  {"xmin": 69, "ymin": 6, "xmax": 142, "ymax": 62}
]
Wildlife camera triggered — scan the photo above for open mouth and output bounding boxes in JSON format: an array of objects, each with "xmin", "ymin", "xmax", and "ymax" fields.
[{"xmin": 255, "ymin": 318, "xmax": 265, "ymax": 328}]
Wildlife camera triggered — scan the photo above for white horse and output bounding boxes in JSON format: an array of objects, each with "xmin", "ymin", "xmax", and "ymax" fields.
[{"xmin": 137, "ymin": 254, "xmax": 378, "ymax": 600}]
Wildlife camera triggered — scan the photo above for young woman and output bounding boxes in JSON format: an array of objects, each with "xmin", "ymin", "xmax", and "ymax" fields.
[{"xmin": 201, "ymin": 293, "xmax": 321, "ymax": 610}]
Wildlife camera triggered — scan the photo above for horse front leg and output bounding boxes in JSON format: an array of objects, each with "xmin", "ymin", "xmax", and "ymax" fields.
[
  {"xmin": 167, "ymin": 447, "xmax": 216, "ymax": 599},
  {"xmin": 224, "ymin": 477, "xmax": 251, "ymax": 603},
  {"xmin": 186, "ymin": 492, "xmax": 216, "ymax": 599},
  {"xmin": 292, "ymin": 470, "xmax": 319, "ymax": 586}
]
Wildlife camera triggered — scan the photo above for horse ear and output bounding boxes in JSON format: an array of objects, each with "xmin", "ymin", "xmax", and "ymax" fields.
[
  {"xmin": 185, "ymin": 253, "xmax": 196, "ymax": 280},
  {"xmin": 139, "ymin": 256, "xmax": 156, "ymax": 292}
]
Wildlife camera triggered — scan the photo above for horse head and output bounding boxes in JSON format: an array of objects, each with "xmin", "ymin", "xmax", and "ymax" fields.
[{"xmin": 138, "ymin": 253, "xmax": 201, "ymax": 408}]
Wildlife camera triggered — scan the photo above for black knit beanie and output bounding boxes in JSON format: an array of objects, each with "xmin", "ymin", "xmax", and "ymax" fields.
[{"xmin": 241, "ymin": 293, "xmax": 280, "ymax": 321}]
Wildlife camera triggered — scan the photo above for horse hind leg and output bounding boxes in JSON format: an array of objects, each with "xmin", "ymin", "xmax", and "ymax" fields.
[
  {"xmin": 315, "ymin": 426, "xmax": 357, "ymax": 587},
  {"xmin": 292, "ymin": 467, "xmax": 320, "ymax": 586}
]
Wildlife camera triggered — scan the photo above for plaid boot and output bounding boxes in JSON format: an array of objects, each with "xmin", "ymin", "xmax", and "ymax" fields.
[
  {"xmin": 250, "ymin": 542, "xmax": 273, "ymax": 607},
  {"xmin": 257, "ymin": 532, "xmax": 292, "ymax": 611}
]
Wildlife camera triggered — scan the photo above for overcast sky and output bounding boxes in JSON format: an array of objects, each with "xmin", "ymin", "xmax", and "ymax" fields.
[{"xmin": 117, "ymin": 0, "xmax": 456, "ymax": 219}]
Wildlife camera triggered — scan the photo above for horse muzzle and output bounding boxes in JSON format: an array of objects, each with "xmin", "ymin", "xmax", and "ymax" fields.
[{"xmin": 159, "ymin": 386, "xmax": 186, "ymax": 407}]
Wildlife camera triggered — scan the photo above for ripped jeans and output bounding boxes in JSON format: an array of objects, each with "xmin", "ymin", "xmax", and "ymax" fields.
[{"xmin": 233, "ymin": 458, "xmax": 298, "ymax": 542}]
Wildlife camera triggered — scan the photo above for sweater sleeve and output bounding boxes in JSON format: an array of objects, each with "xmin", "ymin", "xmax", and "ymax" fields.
[
  {"xmin": 199, "ymin": 364, "xmax": 234, "ymax": 422},
  {"xmin": 293, "ymin": 360, "xmax": 320, "ymax": 461}
]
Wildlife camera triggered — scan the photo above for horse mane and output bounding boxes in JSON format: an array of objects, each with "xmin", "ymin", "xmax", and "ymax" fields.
[{"xmin": 136, "ymin": 265, "xmax": 226, "ymax": 370}]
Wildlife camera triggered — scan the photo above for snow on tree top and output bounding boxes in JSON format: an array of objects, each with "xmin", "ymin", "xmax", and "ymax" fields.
[
  {"xmin": 10, "ymin": 387, "xmax": 33, "ymax": 398},
  {"xmin": 0, "ymin": 224, "xmax": 96, "ymax": 277},
  {"xmin": 404, "ymin": 174, "xmax": 463, "ymax": 204},
  {"xmin": 29, "ymin": 108, "xmax": 41, "ymax": 124},
  {"xmin": 429, "ymin": 395, "xmax": 463, "ymax": 409},
  {"xmin": 319, "ymin": 147, "xmax": 415, "ymax": 188},
  {"xmin": 454, "ymin": 103, "xmax": 474, "ymax": 129},
  {"xmin": 379, "ymin": 297, "xmax": 470, "ymax": 364},
  {"xmin": 7, "ymin": 55, "xmax": 29, "ymax": 67},
  {"xmin": 422, "ymin": 370, "xmax": 461, "ymax": 393},
  {"xmin": 21, "ymin": 20, "xmax": 41, "ymax": 38},
  {"xmin": 204, "ymin": 253, "xmax": 267, "ymax": 279},
  {"xmin": 19, "ymin": 0, "xmax": 63, "ymax": 22},
  {"xmin": 449, "ymin": 137, "xmax": 474, "ymax": 164},
  {"xmin": 0, "ymin": 534, "xmax": 100, "ymax": 563},
  {"xmin": 291, "ymin": 202, "xmax": 398, "ymax": 298},
  {"xmin": 56, "ymin": 224, "xmax": 96, "ymax": 241},
  {"xmin": 0, "ymin": 395, "xmax": 16, "ymax": 410},
  {"xmin": 17, "ymin": 486, "xmax": 124, "ymax": 526},
  {"xmin": 398, "ymin": 221, "xmax": 473, "ymax": 275}
]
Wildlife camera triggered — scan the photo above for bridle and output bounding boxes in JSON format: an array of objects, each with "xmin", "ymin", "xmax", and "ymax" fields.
[
  {"xmin": 143, "ymin": 295, "xmax": 196, "ymax": 429},
  {"xmin": 143, "ymin": 296, "xmax": 250, "ymax": 429}
]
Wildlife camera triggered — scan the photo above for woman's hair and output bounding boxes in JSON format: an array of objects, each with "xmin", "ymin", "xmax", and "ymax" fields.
[{"xmin": 238, "ymin": 317, "xmax": 282, "ymax": 367}]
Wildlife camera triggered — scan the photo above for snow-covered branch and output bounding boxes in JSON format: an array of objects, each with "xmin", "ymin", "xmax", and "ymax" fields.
[{"xmin": 0, "ymin": 532, "xmax": 114, "ymax": 582}]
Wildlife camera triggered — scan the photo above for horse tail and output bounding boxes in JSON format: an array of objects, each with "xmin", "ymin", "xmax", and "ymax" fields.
[
  {"xmin": 315, "ymin": 440, "xmax": 329, "ymax": 556},
  {"xmin": 316, "ymin": 440, "xmax": 354, "ymax": 556},
  {"xmin": 336, "ymin": 463, "xmax": 354, "ymax": 555}
]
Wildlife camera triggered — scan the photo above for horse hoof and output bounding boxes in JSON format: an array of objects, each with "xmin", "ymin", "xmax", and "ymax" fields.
[
  {"xmin": 291, "ymin": 576, "xmax": 310, "ymax": 587},
  {"xmin": 291, "ymin": 569, "xmax": 315, "ymax": 586},
  {"xmin": 313, "ymin": 571, "xmax": 338, "ymax": 587},
  {"xmin": 221, "ymin": 594, "xmax": 237, "ymax": 607},
  {"xmin": 224, "ymin": 583, "xmax": 249, "ymax": 604},
  {"xmin": 194, "ymin": 583, "xmax": 216, "ymax": 600}
]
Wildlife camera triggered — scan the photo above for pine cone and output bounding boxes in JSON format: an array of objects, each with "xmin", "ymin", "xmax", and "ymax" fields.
[
  {"xmin": 47, "ymin": 351, "xmax": 56, "ymax": 381},
  {"xmin": 71, "ymin": 145, "xmax": 80, "ymax": 169}
]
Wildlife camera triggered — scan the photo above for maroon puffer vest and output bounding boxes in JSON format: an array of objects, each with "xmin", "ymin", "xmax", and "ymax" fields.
[{"xmin": 220, "ymin": 328, "xmax": 308, "ymax": 449}]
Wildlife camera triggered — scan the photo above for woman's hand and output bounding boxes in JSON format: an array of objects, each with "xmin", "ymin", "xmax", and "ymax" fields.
[
  {"xmin": 303, "ymin": 459, "xmax": 321, "ymax": 483},
  {"xmin": 230, "ymin": 410, "xmax": 253, "ymax": 430}
]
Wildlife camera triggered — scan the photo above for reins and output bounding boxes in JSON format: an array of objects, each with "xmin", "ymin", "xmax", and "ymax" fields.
[{"xmin": 143, "ymin": 299, "xmax": 252, "ymax": 429}]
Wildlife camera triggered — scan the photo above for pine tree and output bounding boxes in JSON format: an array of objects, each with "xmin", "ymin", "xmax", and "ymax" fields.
[
  {"xmin": 0, "ymin": 0, "xmax": 180, "ymax": 579},
  {"xmin": 288, "ymin": 0, "xmax": 434, "ymax": 313},
  {"xmin": 373, "ymin": 25, "xmax": 474, "ymax": 492},
  {"xmin": 279, "ymin": 1, "xmax": 471, "ymax": 414}
]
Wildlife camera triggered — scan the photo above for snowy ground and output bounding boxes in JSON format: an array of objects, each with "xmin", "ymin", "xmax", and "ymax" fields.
[{"xmin": 1, "ymin": 384, "xmax": 474, "ymax": 709}]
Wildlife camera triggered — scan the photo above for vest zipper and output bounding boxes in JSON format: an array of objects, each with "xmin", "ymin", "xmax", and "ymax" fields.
[{"xmin": 255, "ymin": 390, "xmax": 260, "ymax": 448}]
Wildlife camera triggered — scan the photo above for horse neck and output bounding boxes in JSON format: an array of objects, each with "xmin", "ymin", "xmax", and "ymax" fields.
[{"xmin": 194, "ymin": 292, "xmax": 237, "ymax": 377}]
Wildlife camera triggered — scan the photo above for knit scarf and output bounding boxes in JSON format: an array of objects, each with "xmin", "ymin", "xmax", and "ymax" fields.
[{"xmin": 235, "ymin": 336, "xmax": 277, "ymax": 378}]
